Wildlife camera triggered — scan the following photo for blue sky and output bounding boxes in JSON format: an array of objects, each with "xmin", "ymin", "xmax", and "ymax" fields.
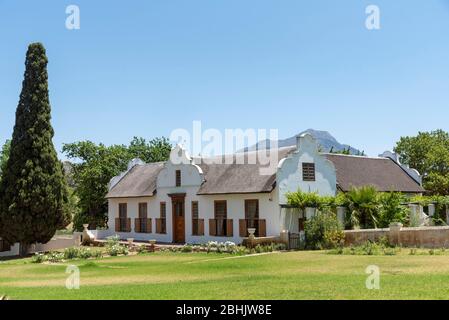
[{"xmin": 1, "ymin": 0, "xmax": 449, "ymax": 158}]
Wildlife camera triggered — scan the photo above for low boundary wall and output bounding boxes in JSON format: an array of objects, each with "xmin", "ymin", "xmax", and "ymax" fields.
[{"xmin": 344, "ymin": 224, "xmax": 449, "ymax": 248}]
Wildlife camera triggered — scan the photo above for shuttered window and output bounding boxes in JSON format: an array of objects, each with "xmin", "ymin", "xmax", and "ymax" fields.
[
  {"xmin": 157, "ymin": 202, "xmax": 167, "ymax": 234},
  {"xmin": 245, "ymin": 200, "xmax": 259, "ymax": 220},
  {"xmin": 176, "ymin": 170, "xmax": 181, "ymax": 187},
  {"xmin": 119, "ymin": 203, "xmax": 127, "ymax": 218},
  {"xmin": 302, "ymin": 163, "xmax": 316, "ymax": 181},
  {"xmin": 192, "ymin": 201, "xmax": 199, "ymax": 219},
  {"xmin": 192, "ymin": 201, "xmax": 200, "ymax": 235},
  {"xmin": 214, "ymin": 201, "xmax": 228, "ymax": 236},
  {"xmin": 138, "ymin": 203, "xmax": 147, "ymax": 218},
  {"xmin": 160, "ymin": 202, "xmax": 166, "ymax": 219},
  {"xmin": 214, "ymin": 201, "xmax": 227, "ymax": 220}
]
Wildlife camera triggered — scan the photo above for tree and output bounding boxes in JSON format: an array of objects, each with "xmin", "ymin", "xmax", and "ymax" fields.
[
  {"xmin": 394, "ymin": 130, "xmax": 449, "ymax": 195},
  {"xmin": 0, "ymin": 43, "xmax": 69, "ymax": 255},
  {"xmin": 346, "ymin": 186, "xmax": 379, "ymax": 229},
  {"xmin": 0, "ymin": 140, "xmax": 11, "ymax": 182},
  {"xmin": 63, "ymin": 137, "xmax": 171, "ymax": 230}
]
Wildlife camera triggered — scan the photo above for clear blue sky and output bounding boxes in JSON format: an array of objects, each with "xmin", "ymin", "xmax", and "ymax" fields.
[{"xmin": 1, "ymin": 0, "xmax": 449, "ymax": 158}]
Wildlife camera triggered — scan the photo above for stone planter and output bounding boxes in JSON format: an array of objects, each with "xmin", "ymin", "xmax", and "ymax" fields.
[
  {"xmin": 127, "ymin": 238, "xmax": 134, "ymax": 246},
  {"xmin": 247, "ymin": 228, "xmax": 256, "ymax": 238}
]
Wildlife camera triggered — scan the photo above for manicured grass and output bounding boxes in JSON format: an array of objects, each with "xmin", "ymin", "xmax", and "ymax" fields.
[{"xmin": 1, "ymin": 250, "xmax": 449, "ymax": 300}]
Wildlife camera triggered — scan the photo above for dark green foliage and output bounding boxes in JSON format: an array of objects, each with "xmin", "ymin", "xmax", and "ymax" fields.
[
  {"xmin": 394, "ymin": 130, "xmax": 449, "ymax": 195},
  {"xmin": 0, "ymin": 43, "xmax": 69, "ymax": 252},
  {"xmin": 63, "ymin": 137, "xmax": 171, "ymax": 231},
  {"xmin": 345, "ymin": 186, "xmax": 379, "ymax": 229},
  {"xmin": 0, "ymin": 140, "xmax": 10, "ymax": 183}
]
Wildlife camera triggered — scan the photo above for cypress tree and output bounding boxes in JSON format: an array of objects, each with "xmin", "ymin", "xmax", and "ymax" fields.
[{"xmin": 0, "ymin": 43, "xmax": 68, "ymax": 255}]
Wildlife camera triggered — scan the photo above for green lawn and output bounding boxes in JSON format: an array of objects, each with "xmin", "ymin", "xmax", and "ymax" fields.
[{"xmin": 1, "ymin": 250, "xmax": 449, "ymax": 300}]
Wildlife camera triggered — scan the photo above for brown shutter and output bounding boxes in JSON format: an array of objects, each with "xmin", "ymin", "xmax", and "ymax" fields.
[
  {"xmin": 147, "ymin": 218, "xmax": 152, "ymax": 233},
  {"xmin": 239, "ymin": 219, "xmax": 247, "ymax": 237},
  {"xmin": 115, "ymin": 218, "xmax": 120, "ymax": 232},
  {"xmin": 209, "ymin": 219, "xmax": 217, "ymax": 236},
  {"xmin": 135, "ymin": 218, "xmax": 141, "ymax": 233},
  {"xmin": 198, "ymin": 219, "xmax": 204, "ymax": 236},
  {"xmin": 226, "ymin": 219, "xmax": 233, "ymax": 237},
  {"xmin": 258, "ymin": 219, "xmax": 266, "ymax": 237},
  {"xmin": 126, "ymin": 218, "xmax": 131, "ymax": 232},
  {"xmin": 298, "ymin": 218, "xmax": 304, "ymax": 232},
  {"xmin": 156, "ymin": 219, "xmax": 161, "ymax": 234}
]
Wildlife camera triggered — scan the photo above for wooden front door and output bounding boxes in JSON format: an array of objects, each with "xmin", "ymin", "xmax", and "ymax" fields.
[{"xmin": 172, "ymin": 197, "xmax": 185, "ymax": 243}]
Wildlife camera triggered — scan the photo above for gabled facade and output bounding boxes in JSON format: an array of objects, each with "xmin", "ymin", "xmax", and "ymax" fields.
[{"xmin": 104, "ymin": 133, "xmax": 424, "ymax": 244}]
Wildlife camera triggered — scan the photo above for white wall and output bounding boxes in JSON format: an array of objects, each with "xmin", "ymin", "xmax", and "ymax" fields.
[
  {"xmin": 106, "ymin": 145, "xmax": 282, "ymax": 244},
  {"xmin": 277, "ymin": 133, "xmax": 337, "ymax": 205},
  {"xmin": 107, "ymin": 190, "xmax": 280, "ymax": 244},
  {"xmin": 0, "ymin": 243, "xmax": 20, "ymax": 258}
]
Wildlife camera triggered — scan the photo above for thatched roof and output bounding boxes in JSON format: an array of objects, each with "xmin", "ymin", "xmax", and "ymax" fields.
[
  {"xmin": 106, "ymin": 149, "xmax": 423, "ymax": 198},
  {"xmin": 324, "ymin": 154, "xmax": 424, "ymax": 193}
]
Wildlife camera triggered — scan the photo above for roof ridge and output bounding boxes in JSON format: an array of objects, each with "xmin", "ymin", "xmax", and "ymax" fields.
[{"xmin": 323, "ymin": 153, "xmax": 386, "ymax": 160}]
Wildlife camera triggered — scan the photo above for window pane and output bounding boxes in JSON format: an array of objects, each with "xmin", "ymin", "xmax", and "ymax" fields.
[
  {"xmin": 245, "ymin": 200, "xmax": 259, "ymax": 220},
  {"xmin": 192, "ymin": 201, "xmax": 199, "ymax": 219},
  {"xmin": 139, "ymin": 203, "xmax": 147, "ymax": 218},
  {"xmin": 119, "ymin": 203, "xmax": 127, "ymax": 218},
  {"xmin": 214, "ymin": 201, "xmax": 227, "ymax": 220}
]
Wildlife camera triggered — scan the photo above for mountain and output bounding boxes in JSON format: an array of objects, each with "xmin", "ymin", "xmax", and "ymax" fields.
[{"xmin": 244, "ymin": 129, "xmax": 363, "ymax": 155}]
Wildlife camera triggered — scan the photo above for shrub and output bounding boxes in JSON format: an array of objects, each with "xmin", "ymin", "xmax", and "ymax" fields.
[
  {"xmin": 304, "ymin": 211, "xmax": 343, "ymax": 250},
  {"xmin": 31, "ymin": 253, "xmax": 47, "ymax": 263},
  {"xmin": 378, "ymin": 192, "xmax": 408, "ymax": 228},
  {"xmin": 323, "ymin": 229, "xmax": 345, "ymax": 249},
  {"xmin": 136, "ymin": 246, "xmax": 148, "ymax": 255},
  {"xmin": 181, "ymin": 245, "xmax": 193, "ymax": 253},
  {"xmin": 63, "ymin": 247, "xmax": 79, "ymax": 260},
  {"xmin": 78, "ymin": 247, "xmax": 93, "ymax": 259},
  {"xmin": 105, "ymin": 235, "xmax": 128, "ymax": 256},
  {"xmin": 46, "ymin": 251, "xmax": 64, "ymax": 263}
]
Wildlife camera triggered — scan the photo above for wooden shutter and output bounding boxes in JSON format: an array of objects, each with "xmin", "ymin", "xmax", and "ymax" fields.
[
  {"xmin": 156, "ymin": 219, "xmax": 161, "ymax": 233},
  {"xmin": 298, "ymin": 218, "xmax": 305, "ymax": 232},
  {"xmin": 239, "ymin": 219, "xmax": 247, "ymax": 237},
  {"xmin": 258, "ymin": 219, "xmax": 266, "ymax": 237},
  {"xmin": 126, "ymin": 218, "xmax": 131, "ymax": 232},
  {"xmin": 198, "ymin": 219, "xmax": 204, "ymax": 236},
  {"xmin": 135, "ymin": 218, "xmax": 141, "ymax": 233},
  {"xmin": 147, "ymin": 218, "xmax": 152, "ymax": 233},
  {"xmin": 209, "ymin": 219, "xmax": 217, "ymax": 236},
  {"xmin": 226, "ymin": 219, "xmax": 233, "ymax": 237},
  {"xmin": 115, "ymin": 218, "xmax": 120, "ymax": 232}
]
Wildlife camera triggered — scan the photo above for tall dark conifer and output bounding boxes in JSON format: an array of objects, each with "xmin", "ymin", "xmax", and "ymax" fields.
[{"xmin": 0, "ymin": 43, "xmax": 68, "ymax": 255}]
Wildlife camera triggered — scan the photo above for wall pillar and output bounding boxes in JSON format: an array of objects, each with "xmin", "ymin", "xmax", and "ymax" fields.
[
  {"xmin": 428, "ymin": 204, "xmax": 435, "ymax": 217},
  {"xmin": 305, "ymin": 207, "xmax": 316, "ymax": 220},
  {"xmin": 280, "ymin": 230, "xmax": 289, "ymax": 247},
  {"xmin": 389, "ymin": 223, "xmax": 403, "ymax": 246},
  {"xmin": 336, "ymin": 207, "xmax": 346, "ymax": 226},
  {"xmin": 408, "ymin": 204, "xmax": 420, "ymax": 227}
]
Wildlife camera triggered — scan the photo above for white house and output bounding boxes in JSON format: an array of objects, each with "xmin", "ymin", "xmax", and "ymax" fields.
[{"xmin": 101, "ymin": 133, "xmax": 424, "ymax": 244}]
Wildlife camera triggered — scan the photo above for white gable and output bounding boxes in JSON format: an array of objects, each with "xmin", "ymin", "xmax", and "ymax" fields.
[{"xmin": 277, "ymin": 133, "xmax": 337, "ymax": 205}]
